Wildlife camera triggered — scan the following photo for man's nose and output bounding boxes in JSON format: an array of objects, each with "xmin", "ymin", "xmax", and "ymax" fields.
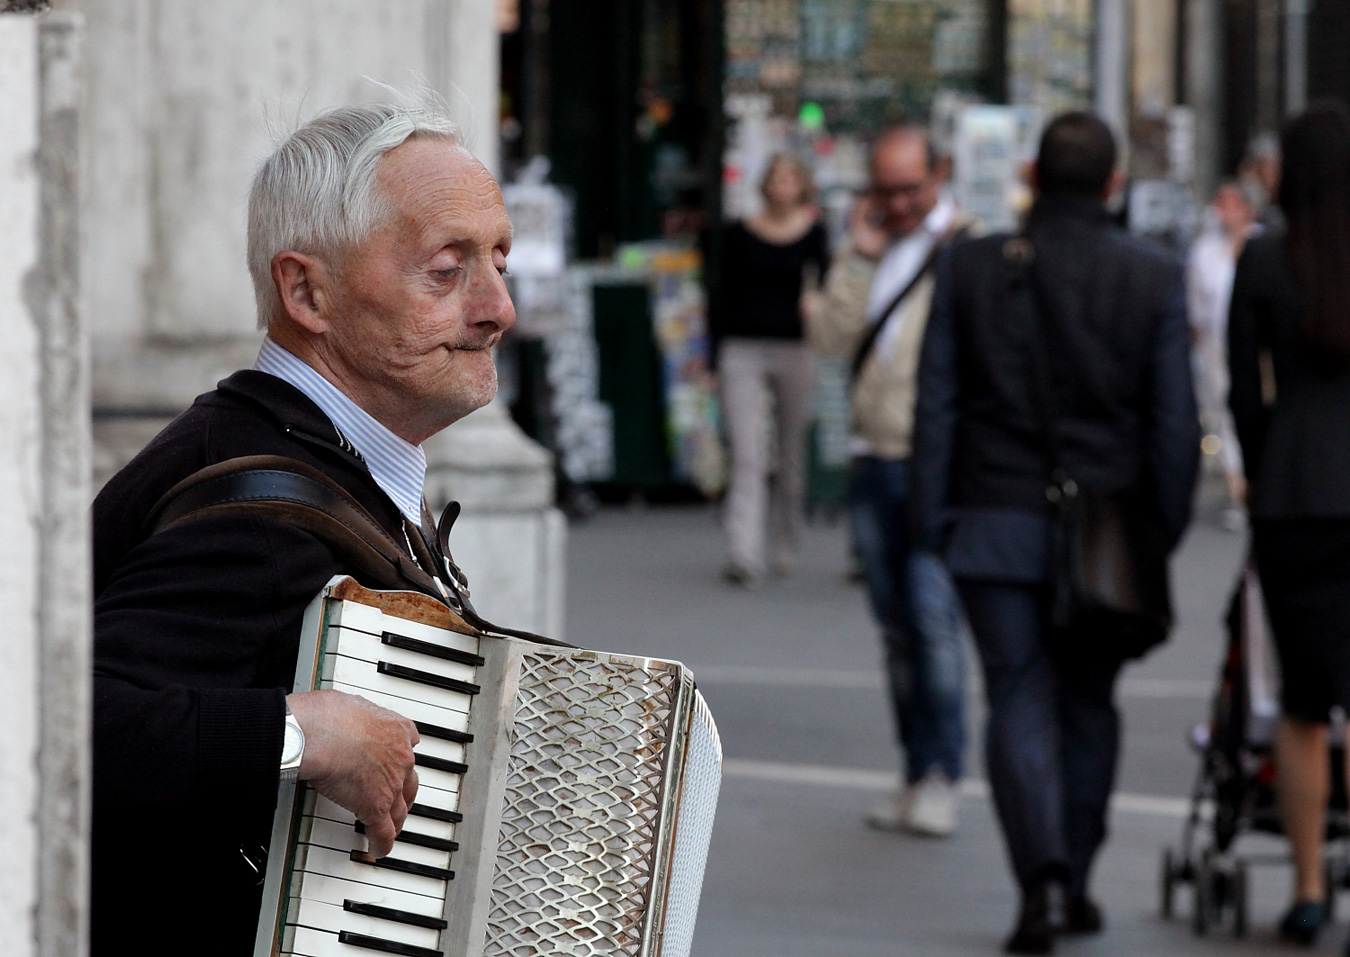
[{"xmin": 468, "ymin": 263, "xmax": 516, "ymax": 335}]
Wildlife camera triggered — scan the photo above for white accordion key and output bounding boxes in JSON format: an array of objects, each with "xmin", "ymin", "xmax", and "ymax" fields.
[
  {"xmin": 286, "ymin": 896, "xmax": 443, "ymax": 949},
  {"xmin": 326, "ymin": 625, "xmax": 480, "ymax": 684},
  {"xmin": 292, "ymin": 842, "xmax": 450, "ymax": 900},
  {"xmin": 321, "ymin": 654, "xmax": 476, "ymax": 716}
]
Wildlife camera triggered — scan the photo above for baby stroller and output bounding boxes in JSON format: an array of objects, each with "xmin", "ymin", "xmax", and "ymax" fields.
[{"xmin": 1160, "ymin": 564, "xmax": 1350, "ymax": 935}]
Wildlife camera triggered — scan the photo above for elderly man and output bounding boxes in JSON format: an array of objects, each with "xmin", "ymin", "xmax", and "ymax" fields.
[
  {"xmin": 807, "ymin": 125, "xmax": 967, "ymax": 837},
  {"xmin": 91, "ymin": 100, "xmax": 514, "ymax": 955}
]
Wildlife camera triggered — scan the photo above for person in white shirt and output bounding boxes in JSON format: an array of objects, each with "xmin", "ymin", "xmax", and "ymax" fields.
[
  {"xmin": 1187, "ymin": 180, "xmax": 1259, "ymax": 529},
  {"xmin": 807, "ymin": 126, "xmax": 968, "ymax": 837}
]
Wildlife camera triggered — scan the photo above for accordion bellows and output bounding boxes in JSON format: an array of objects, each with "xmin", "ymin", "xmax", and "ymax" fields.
[{"xmin": 256, "ymin": 577, "xmax": 722, "ymax": 957}]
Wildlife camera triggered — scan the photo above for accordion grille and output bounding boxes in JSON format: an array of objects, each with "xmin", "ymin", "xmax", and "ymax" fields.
[{"xmin": 484, "ymin": 651, "xmax": 681, "ymax": 956}]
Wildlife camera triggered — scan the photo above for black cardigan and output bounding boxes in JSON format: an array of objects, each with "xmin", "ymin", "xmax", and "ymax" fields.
[
  {"xmin": 1229, "ymin": 232, "xmax": 1350, "ymax": 518},
  {"xmin": 91, "ymin": 370, "xmax": 409, "ymax": 956}
]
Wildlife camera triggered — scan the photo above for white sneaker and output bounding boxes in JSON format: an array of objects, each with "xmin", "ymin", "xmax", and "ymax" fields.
[
  {"xmin": 902, "ymin": 770, "xmax": 959, "ymax": 837},
  {"xmin": 865, "ymin": 787, "xmax": 913, "ymax": 832}
]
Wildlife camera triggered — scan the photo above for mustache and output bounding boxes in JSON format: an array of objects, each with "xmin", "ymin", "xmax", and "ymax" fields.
[{"xmin": 451, "ymin": 329, "xmax": 503, "ymax": 352}]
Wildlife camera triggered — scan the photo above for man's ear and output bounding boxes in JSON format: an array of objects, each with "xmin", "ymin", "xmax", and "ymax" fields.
[
  {"xmin": 1103, "ymin": 169, "xmax": 1127, "ymax": 204},
  {"xmin": 1022, "ymin": 161, "xmax": 1038, "ymax": 193},
  {"xmin": 271, "ymin": 251, "xmax": 332, "ymax": 334}
]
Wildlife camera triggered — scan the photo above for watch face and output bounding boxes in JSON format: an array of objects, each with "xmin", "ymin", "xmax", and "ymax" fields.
[{"xmin": 282, "ymin": 720, "xmax": 304, "ymax": 765}]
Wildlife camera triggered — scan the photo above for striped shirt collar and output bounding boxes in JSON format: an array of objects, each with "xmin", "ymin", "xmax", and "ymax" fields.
[{"xmin": 254, "ymin": 336, "xmax": 429, "ymax": 527}]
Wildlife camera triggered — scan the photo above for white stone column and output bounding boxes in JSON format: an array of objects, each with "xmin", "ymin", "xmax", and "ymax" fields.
[{"xmin": 0, "ymin": 10, "xmax": 90, "ymax": 957}]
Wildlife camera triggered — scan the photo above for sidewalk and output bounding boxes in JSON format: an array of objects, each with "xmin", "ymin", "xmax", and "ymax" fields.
[{"xmin": 562, "ymin": 499, "xmax": 1331, "ymax": 956}]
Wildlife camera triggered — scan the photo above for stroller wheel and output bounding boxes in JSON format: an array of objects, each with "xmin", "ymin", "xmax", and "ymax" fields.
[
  {"xmin": 1161, "ymin": 847, "xmax": 1177, "ymax": 919},
  {"xmin": 1326, "ymin": 859, "xmax": 1339, "ymax": 922},
  {"xmin": 1193, "ymin": 853, "xmax": 1213, "ymax": 934},
  {"xmin": 1232, "ymin": 860, "xmax": 1249, "ymax": 937}
]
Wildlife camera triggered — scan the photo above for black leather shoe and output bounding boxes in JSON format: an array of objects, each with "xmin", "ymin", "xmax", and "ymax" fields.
[
  {"xmin": 1061, "ymin": 896, "xmax": 1103, "ymax": 935},
  {"xmin": 1004, "ymin": 885, "xmax": 1061, "ymax": 955},
  {"xmin": 1279, "ymin": 899, "xmax": 1327, "ymax": 946}
]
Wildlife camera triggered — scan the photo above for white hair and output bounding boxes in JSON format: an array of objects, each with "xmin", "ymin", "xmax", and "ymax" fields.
[{"xmin": 248, "ymin": 95, "xmax": 463, "ymax": 329}]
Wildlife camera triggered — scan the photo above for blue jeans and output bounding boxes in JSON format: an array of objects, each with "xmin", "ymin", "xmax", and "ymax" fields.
[
  {"xmin": 957, "ymin": 580, "xmax": 1124, "ymax": 896},
  {"xmin": 848, "ymin": 456, "xmax": 965, "ymax": 783}
]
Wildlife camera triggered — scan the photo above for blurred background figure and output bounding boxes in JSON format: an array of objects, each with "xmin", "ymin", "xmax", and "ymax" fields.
[
  {"xmin": 1239, "ymin": 131, "xmax": 1285, "ymax": 233},
  {"xmin": 1229, "ymin": 100, "xmax": 1350, "ymax": 951},
  {"xmin": 710, "ymin": 154, "xmax": 828, "ymax": 587},
  {"xmin": 1187, "ymin": 179, "xmax": 1260, "ymax": 531},
  {"xmin": 914, "ymin": 111, "xmax": 1199, "ymax": 954},
  {"xmin": 809, "ymin": 126, "xmax": 968, "ymax": 838}
]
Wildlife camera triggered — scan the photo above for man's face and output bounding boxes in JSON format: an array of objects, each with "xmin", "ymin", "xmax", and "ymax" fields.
[
  {"xmin": 321, "ymin": 139, "xmax": 514, "ymax": 443},
  {"xmin": 870, "ymin": 137, "xmax": 943, "ymax": 239}
]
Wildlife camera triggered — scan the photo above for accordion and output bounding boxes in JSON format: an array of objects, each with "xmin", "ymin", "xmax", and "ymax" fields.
[{"xmin": 254, "ymin": 576, "xmax": 722, "ymax": 957}]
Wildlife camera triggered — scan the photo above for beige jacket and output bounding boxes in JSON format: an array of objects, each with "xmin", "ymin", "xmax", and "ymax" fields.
[{"xmin": 806, "ymin": 242, "xmax": 937, "ymax": 459}]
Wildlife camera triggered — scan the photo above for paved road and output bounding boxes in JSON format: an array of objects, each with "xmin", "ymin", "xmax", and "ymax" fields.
[{"xmin": 561, "ymin": 489, "xmax": 1345, "ymax": 956}]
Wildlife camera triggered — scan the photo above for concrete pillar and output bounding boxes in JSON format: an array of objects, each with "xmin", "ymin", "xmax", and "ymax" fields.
[
  {"xmin": 1132, "ymin": 0, "xmax": 1177, "ymax": 118},
  {"xmin": 1185, "ymin": 0, "xmax": 1223, "ymax": 193},
  {"xmin": 1095, "ymin": 0, "xmax": 1131, "ymax": 143},
  {"xmin": 1285, "ymin": 0, "xmax": 1309, "ymax": 117},
  {"xmin": 0, "ymin": 10, "xmax": 90, "ymax": 957},
  {"xmin": 73, "ymin": 0, "xmax": 564, "ymax": 637}
]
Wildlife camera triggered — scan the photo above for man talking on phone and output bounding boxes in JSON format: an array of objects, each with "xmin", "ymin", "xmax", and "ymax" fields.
[{"xmin": 807, "ymin": 125, "xmax": 970, "ymax": 837}]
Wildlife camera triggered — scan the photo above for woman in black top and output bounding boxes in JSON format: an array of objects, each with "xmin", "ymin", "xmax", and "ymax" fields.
[
  {"xmin": 1229, "ymin": 101, "xmax": 1350, "ymax": 949},
  {"xmin": 712, "ymin": 154, "xmax": 829, "ymax": 585}
]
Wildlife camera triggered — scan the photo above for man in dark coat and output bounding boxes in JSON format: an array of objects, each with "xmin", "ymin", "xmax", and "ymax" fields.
[
  {"xmin": 91, "ymin": 100, "xmax": 515, "ymax": 955},
  {"xmin": 912, "ymin": 112, "xmax": 1199, "ymax": 954}
]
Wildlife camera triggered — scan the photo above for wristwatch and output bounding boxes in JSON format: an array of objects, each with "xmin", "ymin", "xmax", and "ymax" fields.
[{"xmin": 279, "ymin": 700, "xmax": 305, "ymax": 785}]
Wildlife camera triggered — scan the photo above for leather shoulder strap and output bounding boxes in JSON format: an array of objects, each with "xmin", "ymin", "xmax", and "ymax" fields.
[
  {"xmin": 145, "ymin": 454, "xmax": 448, "ymax": 596},
  {"xmin": 142, "ymin": 455, "xmax": 575, "ymax": 647}
]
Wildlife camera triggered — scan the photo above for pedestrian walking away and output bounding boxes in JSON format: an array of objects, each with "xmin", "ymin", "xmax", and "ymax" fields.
[
  {"xmin": 912, "ymin": 111, "xmax": 1200, "ymax": 954},
  {"xmin": 1229, "ymin": 99, "xmax": 1350, "ymax": 953},
  {"xmin": 807, "ymin": 124, "xmax": 970, "ymax": 838}
]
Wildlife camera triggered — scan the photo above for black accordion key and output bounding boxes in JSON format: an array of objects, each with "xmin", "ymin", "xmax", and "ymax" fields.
[
  {"xmin": 413, "ymin": 720, "xmax": 472, "ymax": 745},
  {"xmin": 415, "ymin": 752, "xmax": 468, "ymax": 775},
  {"xmin": 343, "ymin": 899, "xmax": 448, "ymax": 931},
  {"xmin": 382, "ymin": 631, "xmax": 485, "ymax": 667},
  {"xmin": 351, "ymin": 850, "xmax": 454, "ymax": 882},
  {"xmin": 338, "ymin": 929, "xmax": 442, "ymax": 957},
  {"xmin": 355, "ymin": 822, "xmax": 460, "ymax": 854},
  {"xmin": 378, "ymin": 661, "xmax": 480, "ymax": 696},
  {"xmin": 409, "ymin": 802, "xmax": 463, "ymax": 825}
]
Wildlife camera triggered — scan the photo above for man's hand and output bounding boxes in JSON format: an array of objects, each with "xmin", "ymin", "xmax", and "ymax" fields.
[
  {"xmin": 849, "ymin": 194, "xmax": 890, "ymax": 260},
  {"xmin": 287, "ymin": 689, "xmax": 419, "ymax": 858}
]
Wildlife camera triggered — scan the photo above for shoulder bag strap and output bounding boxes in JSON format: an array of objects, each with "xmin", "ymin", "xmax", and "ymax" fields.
[
  {"xmin": 849, "ymin": 225, "xmax": 969, "ymax": 384},
  {"xmin": 143, "ymin": 454, "xmax": 571, "ymax": 647}
]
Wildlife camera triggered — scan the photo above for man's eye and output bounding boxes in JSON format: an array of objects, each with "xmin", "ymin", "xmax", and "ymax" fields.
[{"xmin": 433, "ymin": 268, "xmax": 461, "ymax": 280}]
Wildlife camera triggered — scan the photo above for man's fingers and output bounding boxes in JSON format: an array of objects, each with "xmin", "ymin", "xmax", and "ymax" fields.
[
  {"xmin": 364, "ymin": 816, "xmax": 397, "ymax": 859},
  {"xmin": 402, "ymin": 766, "xmax": 419, "ymax": 807},
  {"xmin": 390, "ymin": 791, "xmax": 410, "ymax": 836}
]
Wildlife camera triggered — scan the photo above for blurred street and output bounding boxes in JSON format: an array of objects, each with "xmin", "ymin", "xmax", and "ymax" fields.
[{"xmin": 565, "ymin": 486, "xmax": 1335, "ymax": 956}]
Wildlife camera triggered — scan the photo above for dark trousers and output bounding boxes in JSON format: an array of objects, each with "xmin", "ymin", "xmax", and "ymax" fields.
[
  {"xmin": 957, "ymin": 580, "xmax": 1125, "ymax": 896},
  {"xmin": 848, "ymin": 456, "xmax": 965, "ymax": 782}
]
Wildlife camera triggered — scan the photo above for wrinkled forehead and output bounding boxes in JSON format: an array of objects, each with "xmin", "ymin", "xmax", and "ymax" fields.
[{"xmin": 375, "ymin": 139, "xmax": 512, "ymax": 246}]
